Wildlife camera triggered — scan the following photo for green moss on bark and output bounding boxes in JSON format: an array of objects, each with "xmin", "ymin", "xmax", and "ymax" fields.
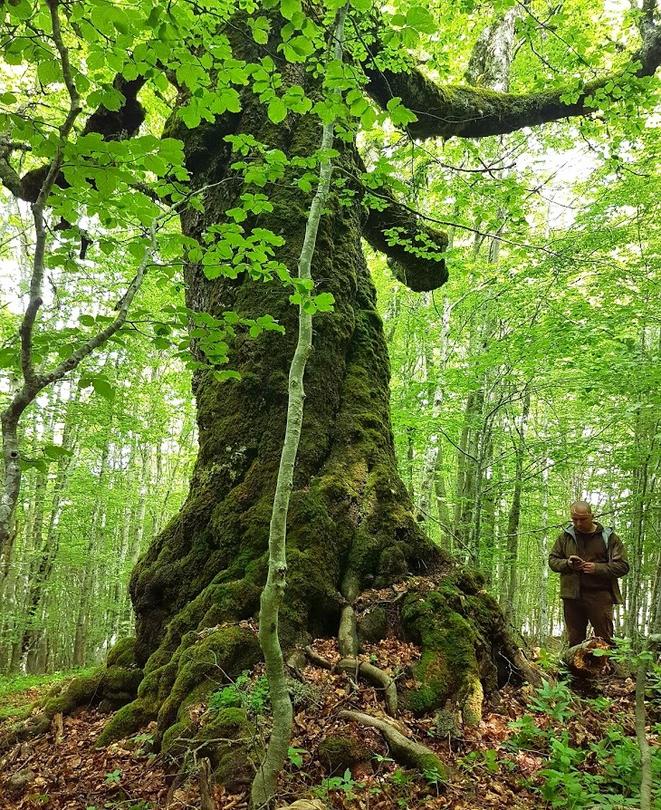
[
  {"xmin": 106, "ymin": 637, "xmax": 137, "ymax": 668},
  {"xmin": 400, "ymin": 579, "xmax": 500, "ymax": 722}
]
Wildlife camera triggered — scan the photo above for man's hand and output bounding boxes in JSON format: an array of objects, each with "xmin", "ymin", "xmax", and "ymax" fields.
[
  {"xmin": 568, "ymin": 555, "xmax": 584, "ymax": 570},
  {"xmin": 580, "ymin": 561, "xmax": 596, "ymax": 574}
]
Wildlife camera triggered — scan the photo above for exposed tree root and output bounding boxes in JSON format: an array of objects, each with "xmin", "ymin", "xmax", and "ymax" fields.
[
  {"xmin": 338, "ymin": 605, "xmax": 359, "ymax": 658},
  {"xmin": 304, "ymin": 646, "xmax": 333, "ymax": 670},
  {"xmin": 339, "ymin": 709, "xmax": 448, "ymax": 779},
  {"xmin": 335, "ymin": 658, "xmax": 398, "ymax": 716}
]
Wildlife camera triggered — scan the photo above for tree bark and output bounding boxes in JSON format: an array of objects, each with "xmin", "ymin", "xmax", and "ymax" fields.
[
  {"xmin": 9, "ymin": 0, "xmax": 652, "ymax": 775},
  {"xmin": 503, "ymin": 388, "xmax": 531, "ymax": 624}
]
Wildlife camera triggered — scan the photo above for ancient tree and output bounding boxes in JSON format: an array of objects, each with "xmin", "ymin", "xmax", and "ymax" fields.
[{"xmin": 1, "ymin": 0, "xmax": 659, "ymax": 792}]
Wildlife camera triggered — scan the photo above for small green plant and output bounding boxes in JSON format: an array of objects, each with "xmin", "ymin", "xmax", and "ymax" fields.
[
  {"xmin": 481, "ymin": 748, "xmax": 500, "ymax": 774},
  {"xmin": 208, "ymin": 671, "xmax": 270, "ymax": 715},
  {"xmin": 585, "ymin": 696, "xmax": 612, "ymax": 712},
  {"xmin": 372, "ymin": 752, "xmax": 395, "ymax": 766},
  {"xmin": 423, "ymin": 764, "xmax": 446, "ymax": 787},
  {"xmin": 313, "ymin": 768, "xmax": 358, "ymax": 801},
  {"xmin": 459, "ymin": 748, "xmax": 501, "ymax": 774},
  {"xmin": 535, "ymin": 722, "xmax": 661, "ymax": 809},
  {"xmin": 507, "ymin": 713, "xmax": 546, "ymax": 751},
  {"xmin": 287, "ymin": 746, "xmax": 307, "ymax": 768},
  {"xmin": 390, "ymin": 766, "xmax": 413, "ymax": 787},
  {"xmin": 104, "ymin": 769, "xmax": 122, "ymax": 784},
  {"xmin": 529, "ymin": 678, "xmax": 574, "ymax": 722}
]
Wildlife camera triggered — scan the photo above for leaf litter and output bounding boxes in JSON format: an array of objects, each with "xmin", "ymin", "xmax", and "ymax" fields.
[{"xmin": 0, "ymin": 625, "xmax": 655, "ymax": 810}]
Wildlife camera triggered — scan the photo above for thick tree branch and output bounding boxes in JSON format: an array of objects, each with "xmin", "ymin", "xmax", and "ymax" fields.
[
  {"xmin": 11, "ymin": 76, "xmax": 147, "ymax": 203},
  {"xmin": 0, "ymin": 153, "xmax": 22, "ymax": 198},
  {"xmin": 361, "ymin": 183, "xmax": 448, "ymax": 292},
  {"xmin": 365, "ymin": 30, "xmax": 660, "ymax": 140}
]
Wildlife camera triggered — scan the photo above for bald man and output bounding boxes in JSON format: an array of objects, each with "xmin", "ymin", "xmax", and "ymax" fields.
[{"xmin": 548, "ymin": 501, "xmax": 629, "ymax": 646}]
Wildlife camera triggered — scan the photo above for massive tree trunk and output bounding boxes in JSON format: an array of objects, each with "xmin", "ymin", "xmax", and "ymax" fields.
[{"xmin": 76, "ymin": 28, "xmax": 527, "ymax": 769}]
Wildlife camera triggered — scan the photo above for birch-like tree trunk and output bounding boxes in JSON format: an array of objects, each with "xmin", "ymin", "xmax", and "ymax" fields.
[
  {"xmin": 503, "ymin": 388, "xmax": 531, "ymax": 623},
  {"xmin": 250, "ymin": 9, "xmax": 348, "ymax": 808}
]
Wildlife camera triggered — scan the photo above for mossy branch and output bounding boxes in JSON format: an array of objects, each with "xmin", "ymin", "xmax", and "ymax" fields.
[
  {"xmin": 365, "ymin": 27, "xmax": 660, "ymax": 140},
  {"xmin": 361, "ymin": 188, "xmax": 448, "ymax": 292}
]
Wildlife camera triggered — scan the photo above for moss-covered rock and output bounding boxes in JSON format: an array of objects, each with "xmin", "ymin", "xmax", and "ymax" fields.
[
  {"xmin": 155, "ymin": 625, "xmax": 261, "ymax": 738},
  {"xmin": 398, "ymin": 577, "xmax": 507, "ymax": 724},
  {"xmin": 101, "ymin": 665, "xmax": 144, "ymax": 706},
  {"xmin": 42, "ymin": 672, "xmax": 103, "ymax": 715},
  {"xmin": 95, "ymin": 698, "xmax": 157, "ymax": 747},
  {"xmin": 183, "ymin": 707, "xmax": 258, "ymax": 792},
  {"xmin": 160, "ymin": 719, "xmax": 195, "ymax": 757},
  {"xmin": 318, "ymin": 733, "xmax": 371, "ymax": 773},
  {"xmin": 286, "ymin": 677, "xmax": 323, "ymax": 709},
  {"xmin": 357, "ymin": 606, "xmax": 388, "ymax": 643},
  {"xmin": 400, "ymin": 589, "xmax": 480, "ymax": 715}
]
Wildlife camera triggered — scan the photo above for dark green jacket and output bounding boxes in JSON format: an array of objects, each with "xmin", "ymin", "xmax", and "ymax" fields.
[{"xmin": 548, "ymin": 524, "xmax": 629, "ymax": 603}]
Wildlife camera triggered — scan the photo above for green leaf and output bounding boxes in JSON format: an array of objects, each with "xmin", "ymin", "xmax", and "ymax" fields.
[
  {"xmin": 43, "ymin": 444, "xmax": 73, "ymax": 460},
  {"xmin": 405, "ymin": 6, "xmax": 437, "ymax": 34},
  {"xmin": 214, "ymin": 369, "xmax": 241, "ymax": 382},
  {"xmin": 280, "ymin": 0, "xmax": 301, "ymax": 20},
  {"xmin": 267, "ymin": 97, "xmax": 287, "ymax": 124},
  {"xmin": 0, "ymin": 347, "xmax": 17, "ymax": 368},
  {"xmin": 386, "ymin": 97, "xmax": 418, "ymax": 127},
  {"xmin": 313, "ymin": 292, "xmax": 335, "ymax": 312},
  {"xmin": 249, "ymin": 16, "xmax": 271, "ymax": 45},
  {"xmin": 20, "ymin": 457, "xmax": 48, "ymax": 473},
  {"xmin": 285, "ymin": 35, "xmax": 314, "ymax": 61},
  {"xmin": 37, "ymin": 58, "xmax": 60, "ymax": 86},
  {"xmin": 92, "ymin": 378, "xmax": 115, "ymax": 401}
]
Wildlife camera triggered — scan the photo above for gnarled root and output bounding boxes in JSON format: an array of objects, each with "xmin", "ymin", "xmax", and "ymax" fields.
[
  {"xmin": 335, "ymin": 658, "xmax": 398, "ymax": 716},
  {"xmin": 339, "ymin": 709, "xmax": 448, "ymax": 779}
]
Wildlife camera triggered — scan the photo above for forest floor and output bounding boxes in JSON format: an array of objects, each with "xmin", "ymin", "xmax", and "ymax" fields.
[{"xmin": 0, "ymin": 628, "xmax": 657, "ymax": 810}]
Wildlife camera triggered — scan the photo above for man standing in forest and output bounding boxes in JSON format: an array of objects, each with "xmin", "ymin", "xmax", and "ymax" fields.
[{"xmin": 549, "ymin": 501, "xmax": 629, "ymax": 646}]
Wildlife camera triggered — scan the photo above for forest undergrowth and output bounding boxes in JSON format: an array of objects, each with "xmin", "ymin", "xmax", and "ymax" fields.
[{"xmin": 1, "ymin": 581, "xmax": 659, "ymax": 810}]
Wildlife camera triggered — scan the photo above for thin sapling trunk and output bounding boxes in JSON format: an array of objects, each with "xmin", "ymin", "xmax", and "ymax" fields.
[{"xmin": 250, "ymin": 7, "xmax": 348, "ymax": 808}]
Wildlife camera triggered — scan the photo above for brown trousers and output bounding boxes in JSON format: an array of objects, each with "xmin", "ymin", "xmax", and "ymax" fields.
[{"xmin": 562, "ymin": 590, "xmax": 614, "ymax": 646}]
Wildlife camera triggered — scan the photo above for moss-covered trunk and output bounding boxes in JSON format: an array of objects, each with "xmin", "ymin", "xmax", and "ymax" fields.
[{"xmin": 116, "ymin": 93, "xmax": 435, "ymax": 720}]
